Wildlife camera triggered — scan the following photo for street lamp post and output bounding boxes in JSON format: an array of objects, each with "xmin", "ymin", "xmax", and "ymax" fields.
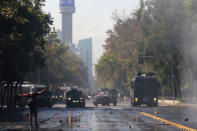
[
  {"xmin": 172, "ymin": 63, "xmax": 175, "ymax": 104},
  {"xmin": 37, "ymin": 64, "xmax": 40, "ymax": 84},
  {"xmin": 194, "ymin": 81, "xmax": 197, "ymax": 104}
]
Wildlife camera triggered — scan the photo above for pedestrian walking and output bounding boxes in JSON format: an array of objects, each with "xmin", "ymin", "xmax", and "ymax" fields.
[{"xmin": 18, "ymin": 87, "xmax": 47, "ymax": 128}]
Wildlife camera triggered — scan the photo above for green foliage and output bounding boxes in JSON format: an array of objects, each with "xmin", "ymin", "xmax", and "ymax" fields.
[
  {"xmin": 38, "ymin": 33, "xmax": 88, "ymax": 89},
  {"xmin": 0, "ymin": 0, "xmax": 52, "ymax": 82},
  {"xmin": 95, "ymin": 0, "xmax": 197, "ymax": 97},
  {"xmin": 0, "ymin": 0, "xmax": 52, "ymax": 108}
]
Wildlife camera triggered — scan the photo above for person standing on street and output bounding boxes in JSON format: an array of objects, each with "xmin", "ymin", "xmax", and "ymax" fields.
[{"xmin": 18, "ymin": 87, "xmax": 47, "ymax": 128}]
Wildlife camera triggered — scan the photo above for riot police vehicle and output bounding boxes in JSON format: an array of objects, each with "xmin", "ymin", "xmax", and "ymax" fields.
[
  {"xmin": 130, "ymin": 72, "xmax": 160, "ymax": 107},
  {"xmin": 93, "ymin": 89, "xmax": 118, "ymax": 107},
  {"xmin": 65, "ymin": 88, "xmax": 85, "ymax": 107}
]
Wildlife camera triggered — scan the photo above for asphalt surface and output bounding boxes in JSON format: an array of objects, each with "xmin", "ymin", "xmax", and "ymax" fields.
[{"xmin": 0, "ymin": 101, "xmax": 197, "ymax": 131}]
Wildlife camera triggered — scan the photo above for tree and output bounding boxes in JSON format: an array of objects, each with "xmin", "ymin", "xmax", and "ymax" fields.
[
  {"xmin": 0, "ymin": 0, "xmax": 52, "ymax": 108},
  {"xmin": 96, "ymin": 0, "xmax": 197, "ymax": 98},
  {"xmin": 26, "ymin": 32, "xmax": 89, "ymax": 91}
]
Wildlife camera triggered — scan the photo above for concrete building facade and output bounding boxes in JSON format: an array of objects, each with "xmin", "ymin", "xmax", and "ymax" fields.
[
  {"xmin": 77, "ymin": 38, "xmax": 93, "ymax": 88},
  {"xmin": 60, "ymin": 0, "xmax": 75, "ymax": 47},
  {"xmin": 59, "ymin": 0, "xmax": 93, "ymax": 88}
]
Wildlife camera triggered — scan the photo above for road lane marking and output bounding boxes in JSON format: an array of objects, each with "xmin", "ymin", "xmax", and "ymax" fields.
[
  {"xmin": 68, "ymin": 110, "xmax": 72, "ymax": 128},
  {"xmin": 140, "ymin": 112, "xmax": 197, "ymax": 131}
]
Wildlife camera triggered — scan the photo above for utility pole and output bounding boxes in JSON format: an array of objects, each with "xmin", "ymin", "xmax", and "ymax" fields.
[
  {"xmin": 194, "ymin": 81, "xmax": 197, "ymax": 104},
  {"xmin": 172, "ymin": 63, "xmax": 175, "ymax": 104},
  {"xmin": 37, "ymin": 64, "xmax": 40, "ymax": 84}
]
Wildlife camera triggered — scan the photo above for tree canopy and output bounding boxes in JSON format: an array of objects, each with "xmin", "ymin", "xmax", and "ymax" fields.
[
  {"xmin": 95, "ymin": 0, "xmax": 197, "ymax": 97},
  {"xmin": 44, "ymin": 33, "xmax": 89, "ymax": 89},
  {"xmin": 0, "ymin": 0, "xmax": 52, "ymax": 83},
  {"xmin": 0, "ymin": 0, "xmax": 52, "ymax": 108},
  {"xmin": 26, "ymin": 32, "xmax": 89, "ymax": 89}
]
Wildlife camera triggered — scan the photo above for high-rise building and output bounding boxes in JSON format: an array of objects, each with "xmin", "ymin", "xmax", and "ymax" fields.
[
  {"xmin": 77, "ymin": 38, "xmax": 93, "ymax": 88},
  {"xmin": 60, "ymin": 0, "xmax": 75, "ymax": 47},
  {"xmin": 56, "ymin": 29, "xmax": 62, "ymax": 40}
]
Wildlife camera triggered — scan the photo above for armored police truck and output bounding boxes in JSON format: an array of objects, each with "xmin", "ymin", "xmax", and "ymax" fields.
[
  {"xmin": 93, "ymin": 89, "xmax": 118, "ymax": 107},
  {"xmin": 65, "ymin": 88, "xmax": 85, "ymax": 108},
  {"xmin": 130, "ymin": 72, "xmax": 160, "ymax": 107}
]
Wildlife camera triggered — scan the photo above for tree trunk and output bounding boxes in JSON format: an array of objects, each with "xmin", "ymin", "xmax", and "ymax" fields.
[
  {"xmin": 6, "ymin": 84, "xmax": 10, "ymax": 109},
  {"xmin": 0, "ymin": 85, "xmax": 1, "ymax": 101},
  {"xmin": 0, "ymin": 85, "xmax": 6, "ymax": 108},
  {"xmin": 10, "ymin": 84, "xmax": 13, "ymax": 109},
  {"xmin": 13, "ymin": 83, "xmax": 18, "ymax": 109}
]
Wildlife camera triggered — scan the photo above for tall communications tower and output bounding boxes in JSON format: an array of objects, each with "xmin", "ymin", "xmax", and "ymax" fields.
[{"xmin": 60, "ymin": 0, "xmax": 75, "ymax": 46}]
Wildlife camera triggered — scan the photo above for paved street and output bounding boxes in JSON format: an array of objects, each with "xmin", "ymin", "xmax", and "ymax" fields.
[{"xmin": 0, "ymin": 100, "xmax": 197, "ymax": 131}]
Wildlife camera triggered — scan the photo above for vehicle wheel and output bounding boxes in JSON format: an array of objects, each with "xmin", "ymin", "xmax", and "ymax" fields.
[
  {"xmin": 94, "ymin": 103, "xmax": 98, "ymax": 107},
  {"xmin": 147, "ymin": 103, "xmax": 153, "ymax": 107},
  {"xmin": 153, "ymin": 102, "xmax": 158, "ymax": 107},
  {"xmin": 19, "ymin": 104, "xmax": 25, "ymax": 108},
  {"xmin": 132, "ymin": 103, "xmax": 137, "ymax": 107},
  {"xmin": 81, "ymin": 103, "xmax": 85, "ymax": 108},
  {"xmin": 67, "ymin": 104, "xmax": 71, "ymax": 108}
]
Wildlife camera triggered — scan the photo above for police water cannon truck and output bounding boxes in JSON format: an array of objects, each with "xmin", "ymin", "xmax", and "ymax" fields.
[{"xmin": 130, "ymin": 72, "xmax": 161, "ymax": 107}]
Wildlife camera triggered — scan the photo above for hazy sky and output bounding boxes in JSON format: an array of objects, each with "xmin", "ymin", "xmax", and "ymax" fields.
[{"xmin": 43, "ymin": 0, "xmax": 139, "ymax": 64}]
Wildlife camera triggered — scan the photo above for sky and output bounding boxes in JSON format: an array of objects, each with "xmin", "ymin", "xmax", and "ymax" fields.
[{"xmin": 43, "ymin": 0, "xmax": 140, "ymax": 65}]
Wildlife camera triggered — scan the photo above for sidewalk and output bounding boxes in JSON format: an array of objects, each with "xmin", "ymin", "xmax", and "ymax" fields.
[
  {"xmin": 158, "ymin": 99, "xmax": 181, "ymax": 105},
  {"xmin": 0, "ymin": 107, "xmax": 26, "ymax": 116},
  {"xmin": 159, "ymin": 99, "xmax": 197, "ymax": 108}
]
